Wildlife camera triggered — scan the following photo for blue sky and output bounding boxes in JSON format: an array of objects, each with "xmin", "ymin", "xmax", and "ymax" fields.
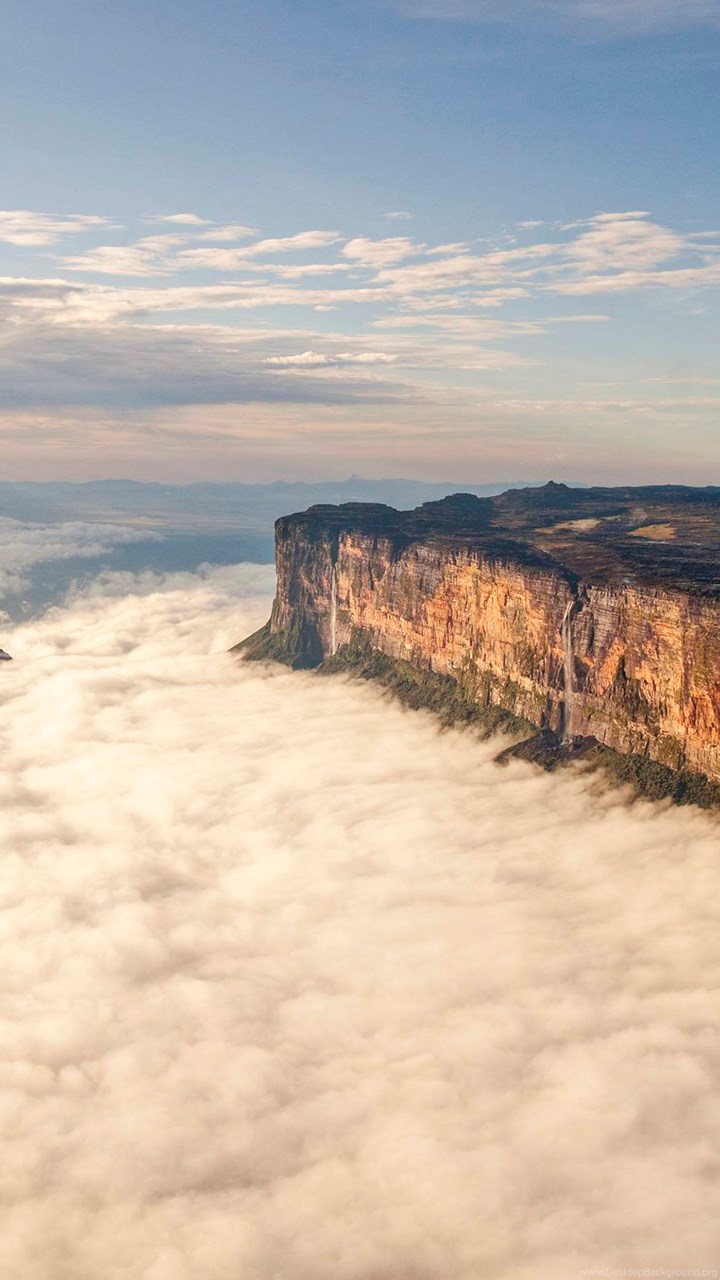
[{"xmin": 0, "ymin": 0, "xmax": 718, "ymax": 482}]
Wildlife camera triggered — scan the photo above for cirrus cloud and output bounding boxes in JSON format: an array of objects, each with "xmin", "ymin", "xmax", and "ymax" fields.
[
  {"xmin": 263, "ymin": 350, "xmax": 399, "ymax": 367},
  {"xmin": 0, "ymin": 207, "xmax": 717, "ymax": 470},
  {"xmin": 342, "ymin": 236, "xmax": 427, "ymax": 266},
  {"xmin": 384, "ymin": 0, "xmax": 720, "ymax": 34},
  {"xmin": 0, "ymin": 211, "xmax": 117, "ymax": 248}
]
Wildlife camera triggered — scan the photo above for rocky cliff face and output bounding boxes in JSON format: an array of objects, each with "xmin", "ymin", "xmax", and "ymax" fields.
[{"xmin": 240, "ymin": 486, "xmax": 720, "ymax": 787}]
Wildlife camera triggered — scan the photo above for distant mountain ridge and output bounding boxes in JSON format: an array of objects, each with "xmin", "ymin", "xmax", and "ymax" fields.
[
  {"xmin": 0, "ymin": 478, "xmax": 537, "ymax": 531},
  {"xmin": 0, "ymin": 477, "xmax": 535, "ymax": 623}
]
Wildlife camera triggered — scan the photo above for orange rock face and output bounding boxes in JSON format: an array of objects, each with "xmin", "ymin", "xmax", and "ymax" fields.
[{"xmin": 268, "ymin": 512, "xmax": 720, "ymax": 783}]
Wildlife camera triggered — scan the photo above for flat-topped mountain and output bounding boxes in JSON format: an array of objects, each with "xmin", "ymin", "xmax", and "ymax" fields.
[
  {"xmin": 299, "ymin": 482, "xmax": 720, "ymax": 595},
  {"xmin": 238, "ymin": 483, "xmax": 720, "ymax": 803}
]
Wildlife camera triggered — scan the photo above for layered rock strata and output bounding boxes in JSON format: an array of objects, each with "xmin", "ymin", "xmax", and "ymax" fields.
[{"xmin": 240, "ymin": 488, "xmax": 720, "ymax": 787}]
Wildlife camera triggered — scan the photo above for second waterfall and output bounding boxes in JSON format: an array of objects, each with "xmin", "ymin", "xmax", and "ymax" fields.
[
  {"xmin": 329, "ymin": 561, "xmax": 338, "ymax": 657},
  {"xmin": 561, "ymin": 600, "xmax": 578, "ymax": 741}
]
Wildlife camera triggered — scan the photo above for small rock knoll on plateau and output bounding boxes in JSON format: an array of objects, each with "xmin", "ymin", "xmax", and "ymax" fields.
[{"xmin": 237, "ymin": 483, "xmax": 720, "ymax": 804}]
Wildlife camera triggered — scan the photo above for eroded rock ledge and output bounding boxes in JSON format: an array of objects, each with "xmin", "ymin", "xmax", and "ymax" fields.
[{"xmin": 236, "ymin": 484, "xmax": 720, "ymax": 806}]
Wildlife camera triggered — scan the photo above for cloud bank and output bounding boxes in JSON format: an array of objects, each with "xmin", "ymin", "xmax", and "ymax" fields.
[
  {"xmin": 0, "ymin": 517, "xmax": 161, "ymax": 602},
  {"xmin": 0, "ymin": 562, "xmax": 719, "ymax": 1277}
]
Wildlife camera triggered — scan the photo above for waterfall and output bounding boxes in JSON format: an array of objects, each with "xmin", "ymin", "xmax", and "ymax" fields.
[
  {"xmin": 561, "ymin": 600, "xmax": 576, "ymax": 741},
  {"xmin": 329, "ymin": 561, "xmax": 338, "ymax": 656}
]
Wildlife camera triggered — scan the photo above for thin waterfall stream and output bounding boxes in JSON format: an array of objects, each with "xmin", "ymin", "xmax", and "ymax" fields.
[
  {"xmin": 561, "ymin": 600, "xmax": 576, "ymax": 741},
  {"xmin": 329, "ymin": 561, "xmax": 338, "ymax": 656}
]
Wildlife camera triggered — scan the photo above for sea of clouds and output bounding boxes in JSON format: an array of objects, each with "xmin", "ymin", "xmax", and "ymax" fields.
[
  {"xmin": 0, "ymin": 556, "xmax": 719, "ymax": 1279},
  {"xmin": 0, "ymin": 516, "xmax": 162, "ymax": 607}
]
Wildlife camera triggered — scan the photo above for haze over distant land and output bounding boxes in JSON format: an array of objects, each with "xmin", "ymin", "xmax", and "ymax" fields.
[
  {"xmin": 0, "ymin": 476, "xmax": 534, "ymax": 528},
  {"xmin": 0, "ymin": 477, "xmax": 536, "ymax": 619}
]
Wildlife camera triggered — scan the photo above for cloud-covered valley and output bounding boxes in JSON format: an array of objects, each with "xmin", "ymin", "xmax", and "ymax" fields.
[
  {"xmin": 0, "ymin": 518, "xmax": 163, "ymax": 611},
  {"xmin": 1, "ymin": 561, "xmax": 719, "ymax": 1278}
]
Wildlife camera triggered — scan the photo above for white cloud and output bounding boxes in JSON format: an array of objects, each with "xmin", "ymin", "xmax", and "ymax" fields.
[
  {"xmin": 145, "ymin": 213, "xmax": 213, "ymax": 226},
  {"xmin": 60, "ymin": 238, "xmax": 182, "ymax": 278},
  {"xmin": 385, "ymin": 0, "xmax": 720, "ymax": 33},
  {"xmin": 0, "ymin": 518, "xmax": 161, "ymax": 598},
  {"xmin": 242, "ymin": 230, "xmax": 344, "ymax": 255},
  {"xmin": 562, "ymin": 213, "xmax": 685, "ymax": 271},
  {"xmin": 172, "ymin": 256, "xmax": 353, "ymax": 278},
  {"xmin": 263, "ymin": 350, "xmax": 399, "ymax": 366},
  {"xmin": 426, "ymin": 241, "xmax": 472, "ymax": 255},
  {"xmin": 481, "ymin": 394, "xmax": 720, "ymax": 415},
  {"xmin": 196, "ymin": 224, "xmax": 259, "ymax": 242},
  {"xmin": 0, "ymin": 318, "xmax": 411, "ymax": 409},
  {"xmin": 0, "ymin": 562, "xmax": 718, "ymax": 1277},
  {"xmin": 253, "ymin": 263, "xmax": 355, "ymax": 279},
  {"xmin": 546, "ymin": 312, "xmax": 611, "ymax": 322},
  {"xmin": 551, "ymin": 261, "xmax": 720, "ymax": 295},
  {"xmin": 372, "ymin": 245, "xmax": 550, "ymax": 294},
  {"xmin": 342, "ymin": 236, "xmax": 426, "ymax": 267},
  {"xmin": 0, "ymin": 277, "xmax": 387, "ymax": 325},
  {"xmin": 374, "ymin": 312, "xmax": 546, "ymax": 333},
  {"xmin": 0, "ymin": 208, "xmax": 717, "ymax": 436},
  {"xmin": 0, "ymin": 211, "xmax": 115, "ymax": 247},
  {"xmin": 570, "ymin": 210, "xmax": 652, "ymax": 224},
  {"xmin": 177, "ymin": 230, "xmax": 343, "ymax": 271},
  {"xmin": 385, "ymin": 210, "xmax": 415, "ymax": 221}
]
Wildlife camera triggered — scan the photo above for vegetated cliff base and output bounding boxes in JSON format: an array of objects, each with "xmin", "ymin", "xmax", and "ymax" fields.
[{"xmin": 238, "ymin": 483, "xmax": 720, "ymax": 804}]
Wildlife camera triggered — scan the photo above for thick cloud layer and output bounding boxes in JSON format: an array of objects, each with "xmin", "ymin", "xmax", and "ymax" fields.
[
  {"xmin": 0, "ymin": 517, "xmax": 161, "ymax": 603},
  {"xmin": 0, "ymin": 563, "xmax": 719, "ymax": 1279}
]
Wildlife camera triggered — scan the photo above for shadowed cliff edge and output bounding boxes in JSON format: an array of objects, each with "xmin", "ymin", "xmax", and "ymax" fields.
[{"xmin": 235, "ymin": 484, "xmax": 720, "ymax": 808}]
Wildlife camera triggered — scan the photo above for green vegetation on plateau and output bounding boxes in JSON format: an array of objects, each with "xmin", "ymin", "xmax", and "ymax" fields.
[{"xmin": 319, "ymin": 643, "xmax": 533, "ymax": 737}]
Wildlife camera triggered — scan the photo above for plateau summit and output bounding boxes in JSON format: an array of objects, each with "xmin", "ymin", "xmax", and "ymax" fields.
[{"xmin": 240, "ymin": 483, "xmax": 720, "ymax": 804}]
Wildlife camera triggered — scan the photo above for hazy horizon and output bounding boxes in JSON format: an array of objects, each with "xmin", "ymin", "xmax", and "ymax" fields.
[{"xmin": 0, "ymin": 471, "xmax": 717, "ymax": 489}]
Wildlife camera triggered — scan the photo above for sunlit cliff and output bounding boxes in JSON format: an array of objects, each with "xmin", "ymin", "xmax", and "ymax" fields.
[{"xmin": 239, "ymin": 483, "xmax": 720, "ymax": 798}]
